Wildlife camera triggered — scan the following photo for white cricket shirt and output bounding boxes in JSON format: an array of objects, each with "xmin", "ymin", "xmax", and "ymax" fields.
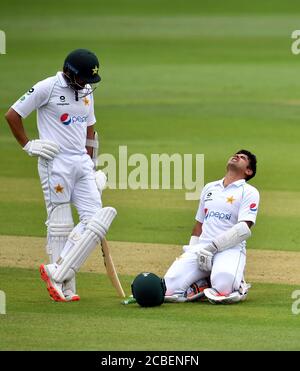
[
  {"xmin": 11, "ymin": 72, "xmax": 96, "ymax": 155},
  {"xmin": 195, "ymin": 178, "xmax": 260, "ymax": 247}
]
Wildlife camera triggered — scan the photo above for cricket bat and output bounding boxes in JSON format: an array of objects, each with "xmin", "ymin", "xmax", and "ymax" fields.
[{"xmin": 100, "ymin": 238, "xmax": 126, "ymax": 298}]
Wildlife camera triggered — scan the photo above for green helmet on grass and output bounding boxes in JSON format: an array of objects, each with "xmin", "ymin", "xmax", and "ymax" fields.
[{"xmin": 131, "ymin": 272, "xmax": 166, "ymax": 307}]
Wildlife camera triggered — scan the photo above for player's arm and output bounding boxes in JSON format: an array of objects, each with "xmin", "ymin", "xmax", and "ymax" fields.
[
  {"xmin": 197, "ymin": 187, "xmax": 259, "ymax": 271},
  {"xmin": 244, "ymin": 221, "xmax": 253, "ymax": 229},
  {"xmin": 189, "ymin": 185, "xmax": 209, "ymax": 246},
  {"xmin": 6, "ymin": 82, "xmax": 60, "ymax": 160},
  {"xmin": 188, "ymin": 221, "xmax": 202, "ymax": 245},
  {"xmin": 196, "ymin": 221, "xmax": 252, "ymax": 271},
  {"xmin": 86, "ymin": 124, "xmax": 95, "ymax": 158},
  {"xmin": 5, "ymin": 107, "xmax": 59, "ymax": 160},
  {"xmin": 5, "ymin": 108, "xmax": 29, "ymax": 147},
  {"xmin": 191, "ymin": 221, "xmax": 202, "ymax": 236},
  {"xmin": 210, "ymin": 188, "xmax": 259, "ymax": 251}
]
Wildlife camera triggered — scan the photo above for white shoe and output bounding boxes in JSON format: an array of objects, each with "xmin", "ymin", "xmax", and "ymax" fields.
[
  {"xmin": 238, "ymin": 279, "xmax": 251, "ymax": 301},
  {"xmin": 40, "ymin": 264, "xmax": 67, "ymax": 302},
  {"xmin": 204, "ymin": 287, "xmax": 246, "ymax": 304},
  {"xmin": 164, "ymin": 291, "xmax": 187, "ymax": 303},
  {"xmin": 203, "ymin": 288, "xmax": 226, "ymax": 304},
  {"xmin": 63, "ymin": 289, "xmax": 80, "ymax": 302},
  {"xmin": 63, "ymin": 277, "xmax": 80, "ymax": 302}
]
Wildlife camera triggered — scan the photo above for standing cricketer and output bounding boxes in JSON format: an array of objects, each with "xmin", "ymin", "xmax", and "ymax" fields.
[
  {"xmin": 164, "ymin": 150, "xmax": 259, "ymax": 304},
  {"xmin": 5, "ymin": 49, "xmax": 116, "ymax": 302}
]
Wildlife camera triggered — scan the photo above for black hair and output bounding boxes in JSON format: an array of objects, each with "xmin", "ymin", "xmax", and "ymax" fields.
[{"xmin": 236, "ymin": 149, "xmax": 257, "ymax": 181}]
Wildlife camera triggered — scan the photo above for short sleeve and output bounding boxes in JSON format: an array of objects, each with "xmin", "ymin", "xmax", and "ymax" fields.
[
  {"xmin": 11, "ymin": 80, "xmax": 51, "ymax": 119},
  {"xmin": 195, "ymin": 184, "xmax": 209, "ymax": 223},
  {"xmin": 238, "ymin": 185, "xmax": 260, "ymax": 225}
]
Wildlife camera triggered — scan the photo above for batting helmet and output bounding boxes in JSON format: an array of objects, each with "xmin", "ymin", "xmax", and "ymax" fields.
[
  {"xmin": 63, "ymin": 48, "xmax": 101, "ymax": 84},
  {"xmin": 131, "ymin": 272, "xmax": 166, "ymax": 307}
]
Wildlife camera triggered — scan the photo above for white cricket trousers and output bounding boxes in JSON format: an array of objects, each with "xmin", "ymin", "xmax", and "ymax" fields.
[
  {"xmin": 38, "ymin": 153, "xmax": 102, "ymax": 225},
  {"xmin": 164, "ymin": 244, "xmax": 246, "ymax": 296}
]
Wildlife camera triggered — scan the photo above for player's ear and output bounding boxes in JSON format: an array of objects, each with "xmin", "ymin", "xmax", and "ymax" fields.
[{"xmin": 245, "ymin": 168, "xmax": 253, "ymax": 178}]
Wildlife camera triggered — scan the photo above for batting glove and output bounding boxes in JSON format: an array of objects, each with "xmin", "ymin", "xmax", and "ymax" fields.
[
  {"xmin": 189, "ymin": 235, "xmax": 199, "ymax": 245},
  {"xmin": 23, "ymin": 139, "xmax": 60, "ymax": 161},
  {"xmin": 197, "ymin": 243, "xmax": 217, "ymax": 272},
  {"xmin": 183, "ymin": 235, "xmax": 199, "ymax": 253},
  {"xmin": 95, "ymin": 169, "xmax": 107, "ymax": 194}
]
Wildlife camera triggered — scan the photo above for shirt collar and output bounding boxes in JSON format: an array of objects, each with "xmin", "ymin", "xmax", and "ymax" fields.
[
  {"xmin": 56, "ymin": 71, "xmax": 68, "ymax": 87},
  {"xmin": 217, "ymin": 178, "xmax": 246, "ymax": 188}
]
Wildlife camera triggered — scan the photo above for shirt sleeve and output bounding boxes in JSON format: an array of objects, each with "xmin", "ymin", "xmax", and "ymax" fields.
[
  {"xmin": 238, "ymin": 185, "xmax": 260, "ymax": 225},
  {"xmin": 11, "ymin": 80, "xmax": 51, "ymax": 119},
  {"xmin": 195, "ymin": 184, "xmax": 209, "ymax": 223},
  {"xmin": 87, "ymin": 92, "xmax": 96, "ymax": 127}
]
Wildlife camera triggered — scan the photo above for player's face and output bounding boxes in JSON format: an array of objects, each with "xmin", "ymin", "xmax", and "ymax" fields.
[
  {"xmin": 74, "ymin": 77, "xmax": 87, "ymax": 90},
  {"xmin": 63, "ymin": 71, "xmax": 87, "ymax": 90},
  {"xmin": 227, "ymin": 153, "xmax": 253, "ymax": 177},
  {"xmin": 228, "ymin": 153, "xmax": 249, "ymax": 166}
]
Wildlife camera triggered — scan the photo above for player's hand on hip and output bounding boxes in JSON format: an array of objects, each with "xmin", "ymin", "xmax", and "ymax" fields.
[
  {"xmin": 23, "ymin": 139, "xmax": 60, "ymax": 160},
  {"xmin": 196, "ymin": 244, "xmax": 217, "ymax": 272}
]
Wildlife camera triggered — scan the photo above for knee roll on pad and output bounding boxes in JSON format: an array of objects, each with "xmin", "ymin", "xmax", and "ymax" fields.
[{"xmin": 52, "ymin": 207, "xmax": 117, "ymax": 282}]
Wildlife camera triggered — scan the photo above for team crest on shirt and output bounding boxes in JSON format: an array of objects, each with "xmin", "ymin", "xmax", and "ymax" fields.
[
  {"xmin": 226, "ymin": 196, "xmax": 236, "ymax": 204},
  {"xmin": 54, "ymin": 184, "xmax": 64, "ymax": 193},
  {"xmin": 82, "ymin": 97, "xmax": 90, "ymax": 106}
]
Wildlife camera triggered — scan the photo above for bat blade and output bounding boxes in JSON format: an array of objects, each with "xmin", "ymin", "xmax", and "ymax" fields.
[{"xmin": 101, "ymin": 238, "xmax": 126, "ymax": 298}]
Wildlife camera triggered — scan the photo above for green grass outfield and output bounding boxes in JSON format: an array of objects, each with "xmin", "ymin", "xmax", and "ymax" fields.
[
  {"xmin": 1, "ymin": 0, "xmax": 300, "ymax": 351},
  {"xmin": 0, "ymin": 267, "xmax": 299, "ymax": 351}
]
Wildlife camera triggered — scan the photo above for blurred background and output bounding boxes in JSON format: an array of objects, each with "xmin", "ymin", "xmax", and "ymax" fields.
[{"xmin": 1, "ymin": 0, "xmax": 300, "ymax": 249}]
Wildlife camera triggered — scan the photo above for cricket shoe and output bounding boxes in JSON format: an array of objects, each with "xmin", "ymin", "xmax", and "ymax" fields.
[
  {"xmin": 238, "ymin": 279, "xmax": 251, "ymax": 302},
  {"xmin": 204, "ymin": 287, "xmax": 249, "ymax": 305},
  {"xmin": 62, "ymin": 278, "xmax": 80, "ymax": 302},
  {"xmin": 40, "ymin": 264, "xmax": 67, "ymax": 302},
  {"xmin": 164, "ymin": 291, "xmax": 187, "ymax": 303},
  {"xmin": 63, "ymin": 289, "xmax": 80, "ymax": 302},
  {"xmin": 164, "ymin": 278, "xmax": 210, "ymax": 303},
  {"xmin": 185, "ymin": 278, "xmax": 210, "ymax": 302}
]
